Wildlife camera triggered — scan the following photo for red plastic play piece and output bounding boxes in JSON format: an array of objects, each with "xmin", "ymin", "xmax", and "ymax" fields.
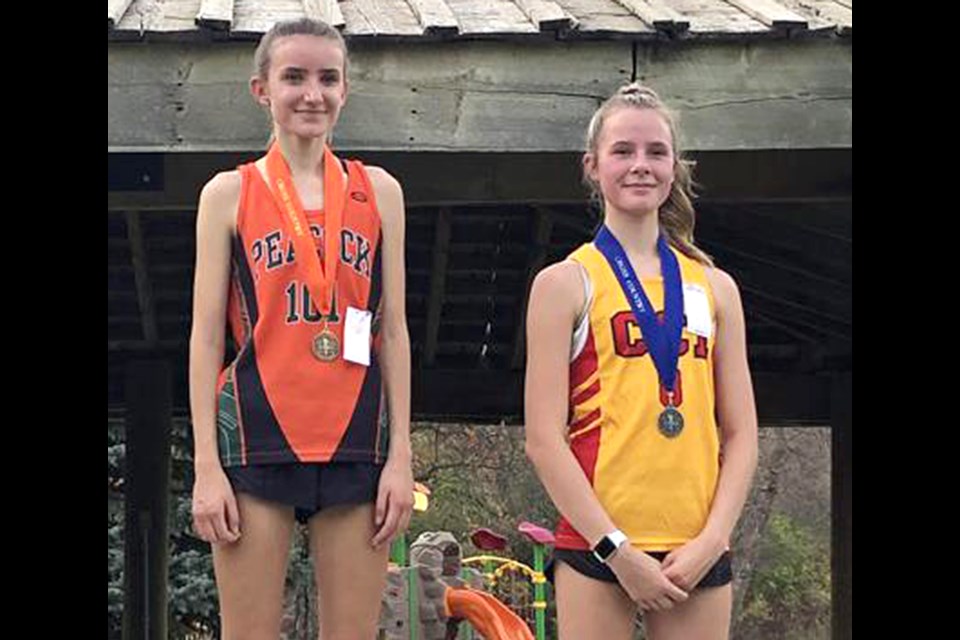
[
  {"xmin": 517, "ymin": 521, "xmax": 555, "ymax": 545},
  {"xmin": 470, "ymin": 527, "xmax": 508, "ymax": 551}
]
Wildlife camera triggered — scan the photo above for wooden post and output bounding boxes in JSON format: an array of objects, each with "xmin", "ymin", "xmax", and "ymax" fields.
[
  {"xmin": 831, "ymin": 372, "xmax": 851, "ymax": 640},
  {"xmin": 122, "ymin": 359, "xmax": 173, "ymax": 640}
]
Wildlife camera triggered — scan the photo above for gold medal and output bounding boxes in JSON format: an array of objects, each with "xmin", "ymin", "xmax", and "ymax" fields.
[{"xmin": 312, "ymin": 328, "xmax": 340, "ymax": 361}]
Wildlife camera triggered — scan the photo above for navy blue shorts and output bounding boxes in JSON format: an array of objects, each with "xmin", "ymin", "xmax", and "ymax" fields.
[
  {"xmin": 224, "ymin": 462, "xmax": 383, "ymax": 524},
  {"xmin": 546, "ymin": 548, "xmax": 733, "ymax": 589}
]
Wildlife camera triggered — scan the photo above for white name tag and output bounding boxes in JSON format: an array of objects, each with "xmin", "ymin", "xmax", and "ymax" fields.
[
  {"xmin": 343, "ymin": 306, "xmax": 372, "ymax": 366},
  {"xmin": 683, "ymin": 284, "xmax": 713, "ymax": 339}
]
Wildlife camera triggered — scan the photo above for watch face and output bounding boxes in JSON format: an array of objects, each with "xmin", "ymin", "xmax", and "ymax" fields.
[{"xmin": 593, "ymin": 536, "xmax": 617, "ymax": 562}]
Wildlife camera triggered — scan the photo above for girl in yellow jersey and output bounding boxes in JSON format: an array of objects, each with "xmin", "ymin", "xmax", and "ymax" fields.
[{"xmin": 525, "ymin": 84, "xmax": 758, "ymax": 639}]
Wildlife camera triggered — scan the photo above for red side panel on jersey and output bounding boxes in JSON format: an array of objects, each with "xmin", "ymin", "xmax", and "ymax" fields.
[{"xmin": 554, "ymin": 426, "xmax": 602, "ymax": 550}]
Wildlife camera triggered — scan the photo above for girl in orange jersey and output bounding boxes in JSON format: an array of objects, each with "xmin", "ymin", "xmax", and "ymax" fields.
[
  {"xmin": 524, "ymin": 84, "xmax": 758, "ymax": 639},
  {"xmin": 188, "ymin": 18, "xmax": 412, "ymax": 639}
]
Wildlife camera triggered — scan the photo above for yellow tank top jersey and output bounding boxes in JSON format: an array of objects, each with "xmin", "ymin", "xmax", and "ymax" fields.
[{"xmin": 554, "ymin": 241, "xmax": 721, "ymax": 552}]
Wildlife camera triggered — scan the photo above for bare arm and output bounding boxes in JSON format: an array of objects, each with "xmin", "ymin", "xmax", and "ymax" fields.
[
  {"xmin": 662, "ymin": 267, "xmax": 758, "ymax": 589},
  {"xmin": 524, "ymin": 262, "xmax": 619, "ymax": 545},
  {"xmin": 700, "ymin": 268, "xmax": 758, "ymax": 545},
  {"xmin": 366, "ymin": 166, "xmax": 414, "ymax": 548},
  {"xmin": 188, "ymin": 170, "xmax": 242, "ymax": 544},
  {"xmin": 524, "ymin": 262, "xmax": 686, "ymax": 610}
]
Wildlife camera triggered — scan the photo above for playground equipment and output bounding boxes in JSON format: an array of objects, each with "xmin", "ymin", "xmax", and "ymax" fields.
[
  {"xmin": 460, "ymin": 523, "xmax": 555, "ymax": 640},
  {"xmin": 379, "ymin": 485, "xmax": 544, "ymax": 640}
]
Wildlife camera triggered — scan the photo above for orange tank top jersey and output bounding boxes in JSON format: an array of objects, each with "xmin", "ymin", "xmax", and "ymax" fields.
[
  {"xmin": 215, "ymin": 157, "xmax": 388, "ymax": 467},
  {"xmin": 555, "ymin": 241, "xmax": 720, "ymax": 552}
]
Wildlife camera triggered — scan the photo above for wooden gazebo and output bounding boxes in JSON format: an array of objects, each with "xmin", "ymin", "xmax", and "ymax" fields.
[{"xmin": 108, "ymin": 1, "xmax": 852, "ymax": 638}]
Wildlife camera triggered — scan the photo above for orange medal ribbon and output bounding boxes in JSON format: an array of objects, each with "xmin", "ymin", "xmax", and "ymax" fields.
[{"xmin": 264, "ymin": 142, "xmax": 344, "ymax": 319}]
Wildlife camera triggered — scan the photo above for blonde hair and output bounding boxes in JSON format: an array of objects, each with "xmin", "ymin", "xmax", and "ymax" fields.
[{"xmin": 584, "ymin": 83, "xmax": 713, "ymax": 266}]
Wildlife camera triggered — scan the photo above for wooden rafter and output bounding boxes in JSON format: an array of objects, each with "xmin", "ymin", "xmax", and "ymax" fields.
[
  {"xmin": 125, "ymin": 211, "xmax": 160, "ymax": 346},
  {"xmin": 303, "ymin": 0, "xmax": 345, "ymax": 29},
  {"xmin": 405, "ymin": 0, "xmax": 459, "ymax": 35},
  {"xmin": 724, "ymin": 0, "xmax": 807, "ymax": 29},
  {"xmin": 614, "ymin": 0, "xmax": 690, "ymax": 34},
  {"xmin": 513, "ymin": 0, "xmax": 575, "ymax": 31},
  {"xmin": 511, "ymin": 206, "xmax": 554, "ymax": 369},
  {"xmin": 424, "ymin": 207, "xmax": 452, "ymax": 366},
  {"xmin": 196, "ymin": 0, "xmax": 234, "ymax": 30},
  {"xmin": 108, "ymin": 0, "xmax": 135, "ymax": 28}
]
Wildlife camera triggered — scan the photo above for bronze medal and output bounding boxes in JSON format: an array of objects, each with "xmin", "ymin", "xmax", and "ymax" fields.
[{"xmin": 312, "ymin": 329, "xmax": 340, "ymax": 361}]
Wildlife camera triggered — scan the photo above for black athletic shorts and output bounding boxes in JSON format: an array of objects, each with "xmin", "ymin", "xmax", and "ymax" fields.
[
  {"xmin": 546, "ymin": 548, "xmax": 733, "ymax": 589},
  {"xmin": 224, "ymin": 461, "xmax": 383, "ymax": 524}
]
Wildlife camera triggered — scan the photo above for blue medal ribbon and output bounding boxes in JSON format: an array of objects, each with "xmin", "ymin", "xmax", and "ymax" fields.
[{"xmin": 594, "ymin": 225, "xmax": 684, "ymax": 400}]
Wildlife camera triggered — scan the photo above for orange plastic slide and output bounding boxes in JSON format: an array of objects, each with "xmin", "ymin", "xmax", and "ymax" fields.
[{"xmin": 445, "ymin": 587, "xmax": 535, "ymax": 640}]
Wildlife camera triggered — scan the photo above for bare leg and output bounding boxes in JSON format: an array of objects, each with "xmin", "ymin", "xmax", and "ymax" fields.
[
  {"xmin": 308, "ymin": 503, "xmax": 389, "ymax": 640},
  {"xmin": 554, "ymin": 560, "xmax": 638, "ymax": 640},
  {"xmin": 644, "ymin": 584, "xmax": 733, "ymax": 640},
  {"xmin": 212, "ymin": 493, "xmax": 295, "ymax": 640}
]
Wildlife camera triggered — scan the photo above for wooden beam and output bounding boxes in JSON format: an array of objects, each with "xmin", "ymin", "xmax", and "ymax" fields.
[
  {"xmin": 125, "ymin": 212, "xmax": 160, "ymax": 345},
  {"xmin": 724, "ymin": 0, "xmax": 808, "ymax": 30},
  {"xmin": 303, "ymin": 0, "xmax": 346, "ymax": 29},
  {"xmin": 341, "ymin": 0, "xmax": 424, "ymax": 36},
  {"xmin": 109, "ymin": 264, "xmax": 192, "ymax": 275},
  {"xmin": 513, "ymin": 0, "xmax": 575, "ymax": 32},
  {"xmin": 108, "ymin": 0, "xmax": 135, "ymax": 28},
  {"xmin": 122, "ymin": 360, "xmax": 173, "ymax": 640},
  {"xmin": 812, "ymin": 0, "xmax": 852, "ymax": 35},
  {"xmin": 107, "ymin": 291, "xmax": 188, "ymax": 304},
  {"xmin": 110, "ymin": 40, "xmax": 849, "ymax": 153},
  {"xmin": 405, "ymin": 0, "xmax": 460, "ymax": 36},
  {"xmin": 614, "ymin": 0, "xmax": 690, "ymax": 34},
  {"xmin": 107, "ymin": 150, "xmax": 849, "ymax": 221},
  {"xmin": 511, "ymin": 206, "xmax": 554, "ymax": 369},
  {"xmin": 785, "ymin": 0, "xmax": 851, "ymax": 31},
  {"xmin": 423, "ymin": 207, "xmax": 452, "ymax": 366},
  {"xmin": 196, "ymin": 0, "xmax": 234, "ymax": 31},
  {"xmin": 109, "ymin": 340, "xmax": 186, "ymax": 352},
  {"xmin": 833, "ymin": 0, "xmax": 851, "ymax": 8},
  {"xmin": 411, "ymin": 370, "xmax": 832, "ymax": 423}
]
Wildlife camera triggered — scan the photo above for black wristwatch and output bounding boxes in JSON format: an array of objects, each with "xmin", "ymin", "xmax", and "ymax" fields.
[{"xmin": 592, "ymin": 530, "xmax": 628, "ymax": 564}]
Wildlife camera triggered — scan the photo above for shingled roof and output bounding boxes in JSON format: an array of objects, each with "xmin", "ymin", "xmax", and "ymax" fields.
[{"xmin": 108, "ymin": 0, "xmax": 852, "ymax": 41}]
